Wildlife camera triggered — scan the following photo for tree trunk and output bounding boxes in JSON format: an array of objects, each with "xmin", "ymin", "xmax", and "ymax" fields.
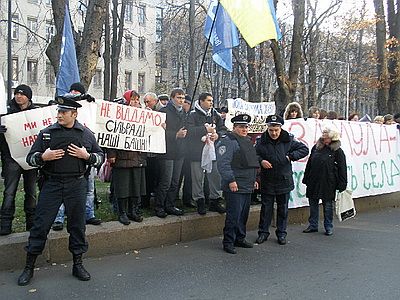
[
  {"xmin": 373, "ymin": 0, "xmax": 389, "ymax": 114},
  {"xmin": 103, "ymin": 4, "xmax": 111, "ymax": 100},
  {"xmin": 247, "ymin": 45, "xmax": 258, "ymax": 102},
  {"xmin": 387, "ymin": 0, "xmax": 400, "ymax": 112},
  {"xmin": 187, "ymin": 0, "xmax": 196, "ymax": 98},
  {"xmin": 288, "ymin": 0, "xmax": 305, "ymax": 101},
  {"xmin": 78, "ymin": 0, "xmax": 108, "ymax": 89},
  {"xmin": 110, "ymin": 0, "xmax": 126, "ymax": 101}
]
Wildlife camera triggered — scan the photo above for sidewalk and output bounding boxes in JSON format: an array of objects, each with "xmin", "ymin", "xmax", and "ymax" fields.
[{"xmin": 0, "ymin": 192, "xmax": 398, "ymax": 271}]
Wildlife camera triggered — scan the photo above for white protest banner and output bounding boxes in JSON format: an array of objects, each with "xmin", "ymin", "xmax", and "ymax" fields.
[
  {"xmin": 225, "ymin": 98, "xmax": 275, "ymax": 133},
  {"xmin": 1, "ymin": 100, "xmax": 165, "ymax": 170},
  {"xmin": 281, "ymin": 119, "xmax": 400, "ymax": 208},
  {"xmin": 0, "ymin": 73, "xmax": 6, "ymax": 115},
  {"xmin": 1, "ymin": 105, "xmax": 58, "ymax": 169},
  {"xmin": 90, "ymin": 100, "xmax": 166, "ymax": 153}
]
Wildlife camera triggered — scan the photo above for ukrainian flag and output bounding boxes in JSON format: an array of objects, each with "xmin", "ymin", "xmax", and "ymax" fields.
[{"xmin": 220, "ymin": 0, "xmax": 282, "ymax": 48}]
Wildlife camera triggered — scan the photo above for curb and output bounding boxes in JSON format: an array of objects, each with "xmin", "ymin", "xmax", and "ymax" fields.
[{"xmin": 0, "ymin": 192, "xmax": 399, "ymax": 271}]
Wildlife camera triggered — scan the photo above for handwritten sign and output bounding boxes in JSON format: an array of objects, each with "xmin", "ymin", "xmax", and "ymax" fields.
[
  {"xmin": 225, "ymin": 98, "xmax": 276, "ymax": 133},
  {"xmin": 1, "ymin": 100, "xmax": 166, "ymax": 170}
]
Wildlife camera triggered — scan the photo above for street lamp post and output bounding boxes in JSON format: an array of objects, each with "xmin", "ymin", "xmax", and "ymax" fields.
[{"xmin": 7, "ymin": 0, "xmax": 12, "ymax": 102}]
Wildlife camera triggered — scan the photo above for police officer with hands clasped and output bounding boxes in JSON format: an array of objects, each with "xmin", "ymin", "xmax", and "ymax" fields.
[
  {"xmin": 216, "ymin": 114, "xmax": 259, "ymax": 254},
  {"xmin": 17, "ymin": 96, "xmax": 104, "ymax": 286}
]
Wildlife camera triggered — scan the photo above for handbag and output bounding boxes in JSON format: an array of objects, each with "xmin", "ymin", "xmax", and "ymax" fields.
[
  {"xmin": 335, "ymin": 189, "xmax": 356, "ymax": 222},
  {"xmin": 98, "ymin": 159, "xmax": 112, "ymax": 182}
]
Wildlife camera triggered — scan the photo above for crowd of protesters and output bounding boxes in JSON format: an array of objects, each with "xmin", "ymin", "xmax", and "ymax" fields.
[{"xmin": 0, "ymin": 84, "xmax": 399, "ymax": 284}]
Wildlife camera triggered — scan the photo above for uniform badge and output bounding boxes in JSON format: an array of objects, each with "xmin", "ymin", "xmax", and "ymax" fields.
[{"xmin": 218, "ymin": 145, "xmax": 226, "ymax": 156}]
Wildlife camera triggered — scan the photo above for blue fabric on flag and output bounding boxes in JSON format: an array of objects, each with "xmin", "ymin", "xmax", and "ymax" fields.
[
  {"xmin": 56, "ymin": 4, "xmax": 80, "ymax": 96},
  {"xmin": 204, "ymin": 0, "xmax": 239, "ymax": 72}
]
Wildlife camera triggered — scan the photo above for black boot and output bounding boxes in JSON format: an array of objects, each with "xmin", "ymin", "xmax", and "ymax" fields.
[
  {"xmin": 209, "ymin": 198, "xmax": 226, "ymax": 214},
  {"xmin": 18, "ymin": 253, "xmax": 37, "ymax": 286},
  {"xmin": 72, "ymin": 254, "xmax": 91, "ymax": 281},
  {"xmin": 0, "ymin": 219, "xmax": 12, "ymax": 236},
  {"xmin": 127, "ymin": 197, "xmax": 143, "ymax": 222},
  {"xmin": 197, "ymin": 198, "xmax": 206, "ymax": 215},
  {"xmin": 117, "ymin": 198, "xmax": 130, "ymax": 225}
]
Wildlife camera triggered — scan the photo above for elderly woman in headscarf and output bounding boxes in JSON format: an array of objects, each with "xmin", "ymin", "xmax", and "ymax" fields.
[{"xmin": 302, "ymin": 127, "xmax": 347, "ymax": 236}]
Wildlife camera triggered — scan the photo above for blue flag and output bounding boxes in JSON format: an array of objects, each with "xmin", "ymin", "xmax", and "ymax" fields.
[
  {"xmin": 204, "ymin": 0, "xmax": 239, "ymax": 72},
  {"xmin": 56, "ymin": 4, "xmax": 80, "ymax": 96}
]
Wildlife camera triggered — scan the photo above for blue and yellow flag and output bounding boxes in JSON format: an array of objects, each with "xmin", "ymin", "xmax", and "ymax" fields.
[
  {"xmin": 56, "ymin": 4, "xmax": 80, "ymax": 96},
  {"xmin": 220, "ymin": 0, "xmax": 281, "ymax": 48},
  {"xmin": 204, "ymin": 0, "xmax": 239, "ymax": 72}
]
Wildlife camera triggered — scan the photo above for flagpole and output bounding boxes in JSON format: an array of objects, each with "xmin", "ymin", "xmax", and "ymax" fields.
[{"xmin": 191, "ymin": 1, "xmax": 221, "ymax": 107}]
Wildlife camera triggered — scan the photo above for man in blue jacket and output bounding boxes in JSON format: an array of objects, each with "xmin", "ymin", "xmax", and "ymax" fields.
[
  {"xmin": 255, "ymin": 115, "xmax": 308, "ymax": 245},
  {"xmin": 216, "ymin": 114, "xmax": 259, "ymax": 254}
]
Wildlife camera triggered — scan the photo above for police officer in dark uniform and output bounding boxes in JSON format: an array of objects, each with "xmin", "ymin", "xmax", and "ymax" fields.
[
  {"xmin": 216, "ymin": 114, "xmax": 259, "ymax": 254},
  {"xmin": 17, "ymin": 96, "xmax": 104, "ymax": 286}
]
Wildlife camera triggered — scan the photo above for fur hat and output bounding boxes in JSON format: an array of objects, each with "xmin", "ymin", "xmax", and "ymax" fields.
[
  {"xmin": 322, "ymin": 127, "xmax": 340, "ymax": 141},
  {"xmin": 284, "ymin": 102, "xmax": 303, "ymax": 120},
  {"xmin": 14, "ymin": 84, "xmax": 32, "ymax": 100},
  {"xmin": 69, "ymin": 82, "xmax": 86, "ymax": 95}
]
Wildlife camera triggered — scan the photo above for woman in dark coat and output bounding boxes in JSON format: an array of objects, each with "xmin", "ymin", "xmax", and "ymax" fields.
[
  {"xmin": 302, "ymin": 127, "xmax": 347, "ymax": 236},
  {"xmin": 107, "ymin": 91, "xmax": 146, "ymax": 225}
]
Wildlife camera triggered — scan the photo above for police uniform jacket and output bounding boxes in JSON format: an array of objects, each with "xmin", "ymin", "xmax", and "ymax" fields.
[
  {"xmin": 302, "ymin": 138, "xmax": 347, "ymax": 200},
  {"xmin": 158, "ymin": 101, "xmax": 186, "ymax": 160},
  {"xmin": 255, "ymin": 129, "xmax": 308, "ymax": 195},
  {"xmin": 26, "ymin": 120, "xmax": 104, "ymax": 176},
  {"xmin": 186, "ymin": 106, "xmax": 226, "ymax": 162},
  {"xmin": 216, "ymin": 132, "xmax": 259, "ymax": 193}
]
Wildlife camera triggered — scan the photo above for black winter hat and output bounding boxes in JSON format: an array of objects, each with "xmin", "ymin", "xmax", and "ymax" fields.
[
  {"xmin": 14, "ymin": 84, "xmax": 32, "ymax": 100},
  {"xmin": 69, "ymin": 82, "xmax": 86, "ymax": 94}
]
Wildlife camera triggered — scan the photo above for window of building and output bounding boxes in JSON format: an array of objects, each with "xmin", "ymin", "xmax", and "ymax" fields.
[
  {"xmin": 172, "ymin": 57, "xmax": 178, "ymax": 69},
  {"xmin": 45, "ymin": 61, "xmax": 55, "ymax": 85},
  {"xmin": 138, "ymin": 4, "xmax": 146, "ymax": 26},
  {"xmin": 27, "ymin": 18, "xmax": 38, "ymax": 43},
  {"xmin": 27, "ymin": 59, "xmax": 38, "ymax": 83},
  {"xmin": 155, "ymin": 52, "xmax": 162, "ymax": 66},
  {"xmin": 125, "ymin": 36, "xmax": 133, "ymax": 58},
  {"xmin": 138, "ymin": 73, "xmax": 145, "ymax": 93},
  {"xmin": 125, "ymin": 1, "xmax": 133, "ymax": 22},
  {"xmin": 138, "ymin": 37, "xmax": 145, "ymax": 59},
  {"xmin": 12, "ymin": 57, "xmax": 19, "ymax": 82},
  {"xmin": 46, "ymin": 21, "xmax": 56, "ymax": 42},
  {"xmin": 156, "ymin": 7, "xmax": 163, "ymax": 43},
  {"xmin": 155, "ymin": 67, "xmax": 162, "ymax": 83},
  {"xmin": 11, "ymin": 14, "xmax": 19, "ymax": 40},
  {"xmin": 93, "ymin": 69, "xmax": 102, "ymax": 87},
  {"xmin": 125, "ymin": 71, "xmax": 132, "ymax": 91}
]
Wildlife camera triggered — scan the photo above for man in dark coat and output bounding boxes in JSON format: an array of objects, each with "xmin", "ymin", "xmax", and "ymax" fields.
[
  {"xmin": 0, "ymin": 84, "xmax": 38, "ymax": 235},
  {"xmin": 216, "ymin": 114, "xmax": 259, "ymax": 254},
  {"xmin": 255, "ymin": 115, "xmax": 309, "ymax": 245},
  {"xmin": 154, "ymin": 88, "xmax": 187, "ymax": 217},
  {"xmin": 186, "ymin": 92, "xmax": 227, "ymax": 214}
]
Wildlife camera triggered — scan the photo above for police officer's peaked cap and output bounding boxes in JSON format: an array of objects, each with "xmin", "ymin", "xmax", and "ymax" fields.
[
  {"xmin": 266, "ymin": 114, "xmax": 284, "ymax": 126},
  {"xmin": 56, "ymin": 95, "xmax": 82, "ymax": 111},
  {"xmin": 232, "ymin": 114, "xmax": 251, "ymax": 124}
]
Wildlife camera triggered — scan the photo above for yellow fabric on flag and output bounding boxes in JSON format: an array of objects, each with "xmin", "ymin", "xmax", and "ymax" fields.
[{"xmin": 220, "ymin": 0, "xmax": 279, "ymax": 48}]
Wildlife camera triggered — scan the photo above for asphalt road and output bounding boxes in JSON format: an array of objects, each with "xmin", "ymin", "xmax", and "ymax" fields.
[{"xmin": 1, "ymin": 207, "xmax": 400, "ymax": 300}]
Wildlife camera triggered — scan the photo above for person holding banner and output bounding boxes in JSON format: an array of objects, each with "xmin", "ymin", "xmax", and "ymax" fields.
[
  {"xmin": 107, "ymin": 91, "xmax": 147, "ymax": 225},
  {"xmin": 216, "ymin": 114, "xmax": 259, "ymax": 254},
  {"xmin": 255, "ymin": 115, "xmax": 308, "ymax": 245},
  {"xmin": 0, "ymin": 84, "xmax": 38, "ymax": 235},
  {"xmin": 18, "ymin": 96, "xmax": 103, "ymax": 285},
  {"xmin": 302, "ymin": 127, "xmax": 347, "ymax": 236}
]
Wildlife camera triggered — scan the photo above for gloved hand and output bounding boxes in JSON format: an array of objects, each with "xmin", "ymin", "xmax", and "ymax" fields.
[
  {"xmin": 0, "ymin": 125, "xmax": 7, "ymax": 133},
  {"xmin": 81, "ymin": 94, "xmax": 95, "ymax": 102}
]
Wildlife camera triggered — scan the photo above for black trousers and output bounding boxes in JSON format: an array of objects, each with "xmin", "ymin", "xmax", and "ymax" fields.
[
  {"xmin": 1, "ymin": 158, "xmax": 37, "ymax": 222},
  {"xmin": 258, "ymin": 193, "xmax": 290, "ymax": 238},
  {"xmin": 26, "ymin": 176, "xmax": 88, "ymax": 255},
  {"xmin": 223, "ymin": 191, "xmax": 251, "ymax": 246}
]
